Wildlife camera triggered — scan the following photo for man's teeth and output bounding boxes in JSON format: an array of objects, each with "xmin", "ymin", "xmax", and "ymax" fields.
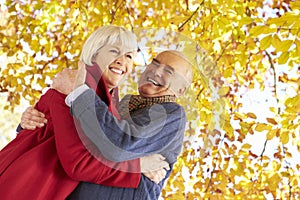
[
  {"xmin": 110, "ymin": 68, "xmax": 123, "ymax": 75},
  {"xmin": 147, "ymin": 78, "xmax": 161, "ymax": 86}
]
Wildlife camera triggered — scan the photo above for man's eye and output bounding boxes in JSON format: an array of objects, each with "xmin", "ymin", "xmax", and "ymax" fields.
[
  {"xmin": 151, "ymin": 61, "xmax": 159, "ymax": 67},
  {"xmin": 126, "ymin": 54, "xmax": 132, "ymax": 59},
  {"xmin": 166, "ymin": 70, "xmax": 173, "ymax": 74}
]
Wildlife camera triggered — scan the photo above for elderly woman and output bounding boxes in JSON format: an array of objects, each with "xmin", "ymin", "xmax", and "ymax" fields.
[{"xmin": 0, "ymin": 25, "xmax": 166, "ymax": 200}]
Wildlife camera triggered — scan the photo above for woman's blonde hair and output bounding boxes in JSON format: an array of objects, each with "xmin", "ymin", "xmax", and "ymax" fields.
[{"xmin": 80, "ymin": 25, "xmax": 138, "ymax": 66}]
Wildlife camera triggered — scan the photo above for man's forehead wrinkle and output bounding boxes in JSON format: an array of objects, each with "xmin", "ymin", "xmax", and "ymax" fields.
[
  {"xmin": 153, "ymin": 58, "xmax": 175, "ymax": 70},
  {"xmin": 153, "ymin": 58, "xmax": 160, "ymax": 63}
]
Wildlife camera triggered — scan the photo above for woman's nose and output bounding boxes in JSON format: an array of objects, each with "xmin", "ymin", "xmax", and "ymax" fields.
[{"xmin": 115, "ymin": 55, "xmax": 126, "ymax": 65}]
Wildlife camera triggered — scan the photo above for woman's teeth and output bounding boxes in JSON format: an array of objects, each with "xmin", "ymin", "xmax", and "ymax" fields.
[{"xmin": 110, "ymin": 68, "xmax": 123, "ymax": 75}]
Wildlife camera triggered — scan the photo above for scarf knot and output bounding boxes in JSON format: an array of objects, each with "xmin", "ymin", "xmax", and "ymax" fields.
[{"xmin": 118, "ymin": 94, "xmax": 176, "ymax": 118}]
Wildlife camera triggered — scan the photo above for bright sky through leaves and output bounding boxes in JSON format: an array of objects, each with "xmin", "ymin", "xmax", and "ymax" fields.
[{"xmin": 0, "ymin": 0, "xmax": 299, "ymax": 199}]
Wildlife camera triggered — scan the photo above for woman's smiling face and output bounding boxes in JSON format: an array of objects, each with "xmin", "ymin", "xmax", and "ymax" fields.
[{"xmin": 93, "ymin": 44, "xmax": 135, "ymax": 90}]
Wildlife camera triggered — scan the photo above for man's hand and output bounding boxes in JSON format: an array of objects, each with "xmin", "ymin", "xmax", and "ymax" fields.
[
  {"xmin": 143, "ymin": 168, "xmax": 168, "ymax": 184},
  {"xmin": 140, "ymin": 154, "xmax": 170, "ymax": 183},
  {"xmin": 51, "ymin": 68, "xmax": 78, "ymax": 95},
  {"xmin": 74, "ymin": 61, "xmax": 87, "ymax": 89},
  {"xmin": 20, "ymin": 107, "xmax": 47, "ymax": 130}
]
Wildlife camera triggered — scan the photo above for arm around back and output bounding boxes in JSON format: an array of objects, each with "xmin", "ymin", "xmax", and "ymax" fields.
[
  {"xmin": 71, "ymin": 89, "xmax": 186, "ymax": 164},
  {"xmin": 48, "ymin": 89, "xmax": 141, "ymax": 188}
]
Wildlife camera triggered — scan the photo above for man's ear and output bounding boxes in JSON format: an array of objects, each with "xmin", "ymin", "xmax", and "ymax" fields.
[{"xmin": 176, "ymin": 87, "xmax": 186, "ymax": 97}]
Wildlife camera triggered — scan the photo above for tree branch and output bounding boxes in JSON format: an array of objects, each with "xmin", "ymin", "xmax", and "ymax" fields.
[
  {"xmin": 264, "ymin": 50, "xmax": 280, "ymax": 114},
  {"xmin": 110, "ymin": 0, "xmax": 124, "ymax": 24},
  {"xmin": 125, "ymin": 4, "xmax": 135, "ymax": 31},
  {"xmin": 259, "ymin": 139, "xmax": 268, "ymax": 159},
  {"xmin": 178, "ymin": 6, "xmax": 200, "ymax": 31}
]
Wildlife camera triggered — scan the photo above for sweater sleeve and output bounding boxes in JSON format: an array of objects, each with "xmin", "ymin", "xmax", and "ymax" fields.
[
  {"xmin": 48, "ymin": 89, "xmax": 141, "ymax": 188},
  {"xmin": 71, "ymin": 89, "xmax": 186, "ymax": 164},
  {"xmin": 16, "ymin": 124, "xmax": 22, "ymax": 132}
]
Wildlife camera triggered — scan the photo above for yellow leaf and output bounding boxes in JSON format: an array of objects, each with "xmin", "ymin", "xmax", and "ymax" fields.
[
  {"xmin": 268, "ymin": 173, "xmax": 281, "ymax": 191},
  {"xmin": 295, "ymin": 39, "xmax": 300, "ymax": 57},
  {"xmin": 291, "ymin": 20, "xmax": 300, "ymax": 35},
  {"xmin": 278, "ymin": 52, "xmax": 289, "ymax": 65},
  {"xmin": 234, "ymin": 112, "xmax": 247, "ymax": 120},
  {"xmin": 11, "ymin": 78, "xmax": 18, "ymax": 87},
  {"xmin": 268, "ymin": 12, "xmax": 299, "ymax": 26},
  {"xmin": 234, "ymin": 160, "xmax": 245, "ymax": 176},
  {"xmin": 223, "ymin": 123, "xmax": 234, "ymax": 139},
  {"xmin": 260, "ymin": 35, "xmax": 272, "ymax": 50},
  {"xmin": 291, "ymin": 1, "xmax": 300, "ymax": 9},
  {"xmin": 16, "ymin": 84, "xmax": 23, "ymax": 92},
  {"xmin": 280, "ymin": 131, "xmax": 289, "ymax": 144},
  {"xmin": 269, "ymin": 107, "xmax": 276, "ymax": 112},
  {"xmin": 266, "ymin": 129, "xmax": 278, "ymax": 140},
  {"xmin": 238, "ymin": 16, "xmax": 253, "ymax": 26},
  {"xmin": 285, "ymin": 94, "xmax": 300, "ymax": 108},
  {"xmin": 292, "ymin": 178, "xmax": 298, "ymax": 187},
  {"xmin": 241, "ymin": 143, "xmax": 252, "ymax": 149},
  {"xmin": 266, "ymin": 117, "xmax": 277, "ymax": 125},
  {"xmin": 224, "ymin": 67, "xmax": 233, "ymax": 78},
  {"xmin": 255, "ymin": 123, "xmax": 272, "ymax": 132},
  {"xmin": 249, "ymin": 26, "xmax": 269, "ymax": 37},
  {"xmin": 218, "ymin": 86, "xmax": 230, "ymax": 96},
  {"xmin": 272, "ymin": 34, "xmax": 282, "ymax": 51},
  {"xmin": 246, "ymin": 112, "xmax": 257, "ymax": 119},
  {"xmin": 200, "ymin": 111, "xmax": 207, "ymax": 120},
  {"xmin": 249, "ymin": 81, "xmax": 255, "ymax": 89},
  {"xmin": 280, "ymin": 40, "xmax": 293, "ymax": 52},
  {"xmin": 240, "ymin": 121, "xmax": 253, "ymax": 129}
]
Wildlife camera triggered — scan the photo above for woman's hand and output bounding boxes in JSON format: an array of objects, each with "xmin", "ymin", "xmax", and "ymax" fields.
[{"xmin": 20, "ymin": 107, "xmax": 47, "ymax": 130}]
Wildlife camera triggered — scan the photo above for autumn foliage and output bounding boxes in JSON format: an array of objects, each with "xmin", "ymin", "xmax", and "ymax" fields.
[{"xmin": 0, "ymin": 0, "xmax": 299, "ymax": 199}]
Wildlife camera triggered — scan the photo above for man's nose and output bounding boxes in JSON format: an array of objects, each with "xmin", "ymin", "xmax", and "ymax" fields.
[{"xmin": 153, "ymin": 66, "xmax": 164, "ymax": 77}]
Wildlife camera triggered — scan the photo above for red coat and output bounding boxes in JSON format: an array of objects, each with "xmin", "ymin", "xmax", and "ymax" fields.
[{"xmin": 0, "ymin": 65, "xmax": 140, "ymax": 200}]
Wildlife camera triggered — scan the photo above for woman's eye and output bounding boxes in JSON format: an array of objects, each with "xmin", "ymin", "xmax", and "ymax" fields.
[
  {"xmin": 110, "ymin": 49, "xmax": 119, "ymax": 54},
  {"xmin": 126, "ymin": 54, "xmax": 132, "ymax": 59}
]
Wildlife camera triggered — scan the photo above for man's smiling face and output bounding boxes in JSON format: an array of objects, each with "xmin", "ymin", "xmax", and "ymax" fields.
[{"xmin": 138, "ymin": 51, "xmax": 191, "ymax": 98}]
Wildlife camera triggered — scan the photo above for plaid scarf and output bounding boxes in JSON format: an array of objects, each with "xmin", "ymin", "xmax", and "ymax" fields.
[{"xmin": 118, "ymin": 94, "xmax": 176, "ymax": 119}]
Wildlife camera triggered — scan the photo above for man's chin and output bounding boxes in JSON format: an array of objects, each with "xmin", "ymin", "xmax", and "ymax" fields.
[{"xmin": 139, "ymin": 89, "xmax": 163, "ymax": 98}]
